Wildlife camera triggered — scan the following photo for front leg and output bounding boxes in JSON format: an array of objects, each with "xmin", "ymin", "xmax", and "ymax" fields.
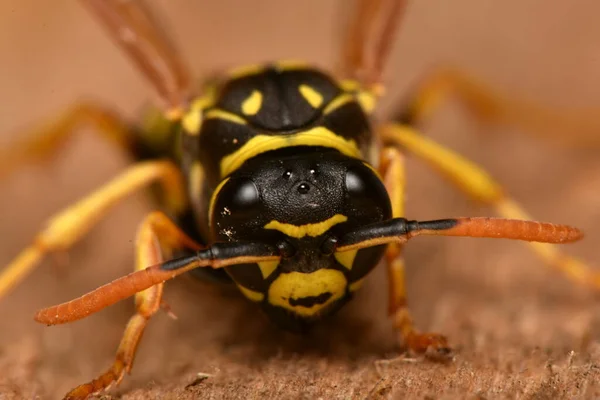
[
  {"xmin": 64, "ymin": 211, "xmax": 201, "ymax": 400},
  {"xmin": 379, "ymin": 147, "xmax": 452, "ymax": 358}
]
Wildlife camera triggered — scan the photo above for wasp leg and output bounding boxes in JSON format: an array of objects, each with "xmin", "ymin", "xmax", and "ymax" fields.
[
  {"xmin": 379, "ymin": 147, "xmax": 451, "ymax": 357},
  {"xmin": 0, "ymin": 102, "xmax": 136, "ymax": 179},
  {"xmin": 0, "ymin": 161, "xmax": 186, "ymax": 300},
  {"xmin": 380, "ymin": 123, "xmax": 600, "ymax": 289},
  {"xmin": 63, "ymin": 211, "xmax": 200, "ymax": 400},
  {"xmin": 397, "ymin": 68, "xmax": 600, "ymax": 147}
]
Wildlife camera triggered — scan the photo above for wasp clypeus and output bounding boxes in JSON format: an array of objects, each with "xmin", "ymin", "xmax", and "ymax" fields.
[{"xmin": 0, "ymin": 0, "xmax": 598, "ymax": 399}]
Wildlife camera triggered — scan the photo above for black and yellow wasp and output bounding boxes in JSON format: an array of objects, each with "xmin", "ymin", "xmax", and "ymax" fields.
[{"xmin": 0, "ymin": 0, "xmax": 597, "ymax": 398}]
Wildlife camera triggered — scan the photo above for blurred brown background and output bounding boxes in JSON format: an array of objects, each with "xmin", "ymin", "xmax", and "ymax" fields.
[{"xmin": 1, "ymin": 1, "xmax": 599, "ymax": 399}]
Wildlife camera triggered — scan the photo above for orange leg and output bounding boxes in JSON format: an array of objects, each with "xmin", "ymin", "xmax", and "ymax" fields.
[
  {"xmin": 379, "ymin": 147, "xmax": 451, "ymax": 357},
  {"xmin": 397, "ymin": 67, "xmax": 600, "ymax": 147},
  {"xmin": 0, "ymin": 102, "xmax": 134, "ymax": 179},
  {"xmin": 64, "ymin": 211, "xmax": 201, "ymax": 400}
]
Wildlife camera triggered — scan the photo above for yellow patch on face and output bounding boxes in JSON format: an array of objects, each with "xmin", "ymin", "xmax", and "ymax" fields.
[
  {"xmin": 334, "ymin": 249, "xmax": 358, "ymax": 270},
  {"xmin": 241, "ymin": 90, "xmax": 263, "ymax": 116},
  {"xmin": 204, "ymin": 109, "xmax": 247, "ymax": 125},
  {"xmin": 258, "ymin": 260, "xmax": 280, "ymax": 279},
  {"xmin": 219, "ymin": 126, "xmax": 361, "ymax": 178},
  {"xmin": 208, "ymin": 178, "xmax": 230, "ymax": 230},
  {"xmin": 323, "ymin": 94, "xmax": 354, "ymax": 114},
  {"xmin": 298, "ymin": 84, "xmax": 323, "ymax": 108},
  {"xmin": 237, "ymin": 284, "xmax": 264, "ymax": 302},
  {"xmin": 264, "ymin": 214, "xmax": 348, "ymax": 239},
  {"xmin": 268, "ymin": 269, "xmax": 347, "ymax": 317}
]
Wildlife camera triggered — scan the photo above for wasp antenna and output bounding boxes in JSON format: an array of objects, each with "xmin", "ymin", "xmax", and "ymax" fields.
[
  {"xmin": 34, "ymin": 255, "xmax": 199, "ymax": 325},
  {"xmin": 413, "ymin": 217, "xmax": 583, "ymax": 243},
  {"xmin": 337, "ymin": 217, "xmax": 583, "ymax": 251},
  {"xmin": 34, "ymin": 243, "xmax": 279, "ymax": 325}
]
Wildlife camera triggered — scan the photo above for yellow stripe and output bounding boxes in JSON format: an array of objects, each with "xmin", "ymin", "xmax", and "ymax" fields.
[
  {"xmin": 298, "ymin": 84, "xmax": 324, "ymax": 108},
  {"xmin": 204, "ymin": 109, "xmax": 247, "ymax": 125},
  {"xmin": 182, "ymin": 109, "xmax": 202, "ymax": 135},
  {"xmin": 356, "ymin": 91, "xmax": 377, "ymax": 114},
  {"xmin": 208, "ymin": 178, "xmax": 230, "ymax": 230},
  {"xmin": 237, "ymin": 284, "xmax": 264, "ymax": 302},
  {"xmin": 334, "ymin": 249, "xmax": 358, "ymax": 270},
  {"xmin": 258, "ymin": 260, "xmax": 280, "ymax": 279},
  {"xmin": 264, "ymin": 214, "xmax": 348, "ymax": 239},
  {"xmin": 220, "ymin": 126, "xmax": 361, "ymax": 178},
  {"xmin": 324, "ymin": 94, "xmax": 354, "ymax": 115},
  {"xmin": 268, "ymin": 269, "xmax": 347, "ymax": 317},
  {"xmin": 241, "ymin": 90, "xmax": 263, "ymax": 116}
]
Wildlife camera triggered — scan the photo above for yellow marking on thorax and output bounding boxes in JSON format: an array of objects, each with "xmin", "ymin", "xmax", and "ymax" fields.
[
  {"xmin": 208, "ymin": 178, "xmax": 230, "ymax": 230},
  {"xmin": 182, "ymin": 95, "xmax": 215, "ymax": 135},
  {"xmin": 258, "ymin": 260, "xmax": 280, "ymax": 279},
  {"xmin": 237, "ymin": 284, "xmax": 264, "ymax": 302},
  {"xmin": 241, "ymin": 90, "xmax": 263, "ymax": 116},
  {"xmin": 204, "ymin": 109, "xmax": 247, "ymax": 125},
  {"xmin": 298, "ymin": 84, "xmax": 324, "ymax": 108},
  {"xmin": 323, "ymin": 94, "xmax": 354, "ymax": 115},
  {"xmin": 264, "ymin": 214, "xmax": 348, "ymax": 239},
  {"xmin": 334, "ymin": 249, "xmax": 358, "ymax": 270},
  {"xmin": 220, "ymin": 126, "xmax": 361, "ymax": 178},
  {"xmin": 356, "ymin": 91, "xmax": 377, "ymax": 114},
  {"xmin": 268, "ymin": 269, "xmax": 347, "ymax": 317},
  {"xmin": 182, "ymin": 110, "xmax": 202, "ymax": 135}
]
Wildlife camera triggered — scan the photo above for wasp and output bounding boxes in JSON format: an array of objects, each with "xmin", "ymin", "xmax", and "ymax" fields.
[{"xmin": 0, "ymin": 0, "xmax": 598, "ymax": 399}]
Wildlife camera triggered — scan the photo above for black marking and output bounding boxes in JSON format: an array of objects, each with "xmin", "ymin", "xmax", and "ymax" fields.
[
  {"xmin": 288, "ymin": 292, "xmax": 333, "ymax": 308},
  {"xmin": 161, "ymin": 256, "xmax": 196, "ymax": 271},
  {"xmin": 338, "ymin": 218, "xmax": 461, "ymax": 248},
  {"xmin": 410, "ymin": 219, "xmax": 459, "ymax": 232}
]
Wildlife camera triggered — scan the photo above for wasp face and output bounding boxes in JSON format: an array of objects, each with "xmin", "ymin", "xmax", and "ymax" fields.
[
  {"xmin": 210, "ymin": 147, "xmax": 391, "ymax": 241},
  {"xmin": 209, "ymin": 148, "xmax": 391, "ymax": 330}
]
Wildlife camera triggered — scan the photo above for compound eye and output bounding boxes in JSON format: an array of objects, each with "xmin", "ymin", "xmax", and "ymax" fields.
[
  {"xmin": 219, "ymin": 177, "xmax": 260, "ymax": 215},
  {"xmin": 345, "ymin": 166, "xmax": 369, "ymax": 197}
]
